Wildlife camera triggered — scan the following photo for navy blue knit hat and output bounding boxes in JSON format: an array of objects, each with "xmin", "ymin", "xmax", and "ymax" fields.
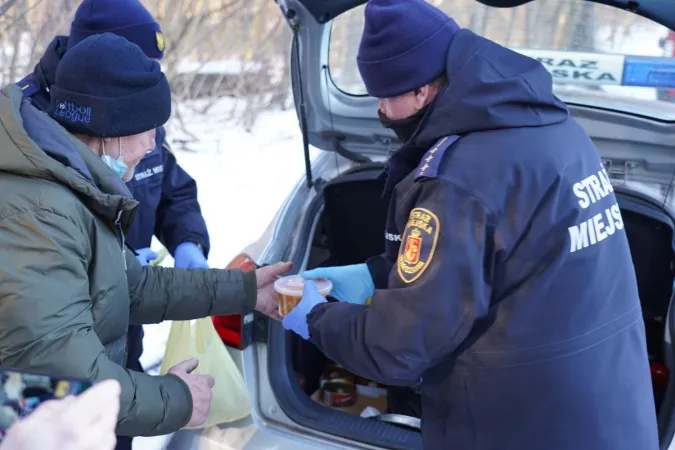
[
  {"xmin": 357, "ymin": 0, "xmax": 460, "ymax": 98},
  {"xmin": 68, "ymin": 0, "xmax": 164, "ymax": 60},
  {"xmin": 49, "ymin": 33, "xmax": 171, "ymax": 138}
]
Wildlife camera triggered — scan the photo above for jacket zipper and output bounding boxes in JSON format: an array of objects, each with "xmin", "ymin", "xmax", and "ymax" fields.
[{"xmin": 114, "ymin": 210, "xmax": 127, "ymax": 270}]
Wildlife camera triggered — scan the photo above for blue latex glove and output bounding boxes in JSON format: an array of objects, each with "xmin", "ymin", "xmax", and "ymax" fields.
[
  {"xmin": 174, "ymin": 242, "xmax": 209, "ymax": 269},
  {"xmin": 282, "ymin": 281, "xmax": 327, "ymax": 340},
  {"xmin": 302, "ymin": 263, "xmax": 375, "ymax": 305},
  {"xmin": 135, "ymin": 247, "xmax": 158, "ymax": 267}
]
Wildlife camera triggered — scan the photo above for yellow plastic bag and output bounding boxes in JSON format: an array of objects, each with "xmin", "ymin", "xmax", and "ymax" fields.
[{"xmin": 159, "ymin": 318, "xmax": 252, "ymax": 429}]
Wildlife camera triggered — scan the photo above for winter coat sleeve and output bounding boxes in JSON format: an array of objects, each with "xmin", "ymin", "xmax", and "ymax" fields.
[
  {"xmin": 125, "ymin": 248, "xmax": 257, "ymax": 325},
  {"xmin": 0, "ymin": 209, "xmax": 192, "ymax": 437},
  {"xmin": 154, "ymin": 130, "xmax": 210, "ymax": 256},
  {"xmin": 307, "ymin": 179, "xmax": 495, "ymax": 386}
]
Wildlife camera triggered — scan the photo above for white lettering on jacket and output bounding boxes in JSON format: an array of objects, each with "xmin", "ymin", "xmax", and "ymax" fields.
[
  {"xmin": 568, "ymin": 167, "xmax": 625, "ymax": 253},
  {"xmin": 133, "ymin": 164, "xmax": 164, "ymax": 182},
  {"xmin": 385, "ymin": 231, "xmax": 401, "ymax": 242}
]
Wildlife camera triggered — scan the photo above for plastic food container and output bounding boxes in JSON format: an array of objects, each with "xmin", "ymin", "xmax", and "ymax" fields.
[{"xmin": 274, "ymin": 275, "xmax": 332, "ymax": 317}]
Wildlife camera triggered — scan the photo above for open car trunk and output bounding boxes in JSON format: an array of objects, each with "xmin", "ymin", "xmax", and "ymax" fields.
[
  {"xmin": 258, "ymin": 0, "xmax": 675, "ymax": 448},
  {"xmin": 282, "ymin": 162, "xmax": 675, "ymax": 447}
]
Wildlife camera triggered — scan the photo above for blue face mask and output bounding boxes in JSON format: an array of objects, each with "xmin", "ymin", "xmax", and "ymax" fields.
[{"xmin": 101, "ymin": 138, "xmax": 128, "ymax": 179}]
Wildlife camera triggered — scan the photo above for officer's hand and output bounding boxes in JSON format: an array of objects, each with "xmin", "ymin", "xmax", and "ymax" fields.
[
  {"xmin": 282, "ymin": 281, "xmax": 327, "ymax": 339},
  {"xmin": 302, "ymin": 264, "xmax": 374, "ymax": 305},
  {"xmin": 174, "ymin": 242, "xmax": 209, "ymax": 269},
  {"xmin": 136, "ymin": 247, "xmax": 158, "ymax": 267}
]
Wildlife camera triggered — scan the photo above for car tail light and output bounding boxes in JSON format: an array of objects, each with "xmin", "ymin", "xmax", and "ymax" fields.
[{"xmin": 212, "ymin": 253, "xmax": 258, "ymax": 349}]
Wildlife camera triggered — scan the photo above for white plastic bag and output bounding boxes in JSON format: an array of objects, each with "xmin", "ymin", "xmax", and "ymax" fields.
[{"xmin": 159, "ymin": 318, "xmax": 252, "ymax": 429}]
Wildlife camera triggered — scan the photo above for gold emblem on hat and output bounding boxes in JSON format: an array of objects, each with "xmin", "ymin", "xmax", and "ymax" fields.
[{"xmin": 156, "ymin": 31, "xmax": 165, "ymax": 52}]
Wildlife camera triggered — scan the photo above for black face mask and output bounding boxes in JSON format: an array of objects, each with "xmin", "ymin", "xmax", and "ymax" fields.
[{"xmin": 378, "ymin": 104, "xmax": 430, "ymax": 143}]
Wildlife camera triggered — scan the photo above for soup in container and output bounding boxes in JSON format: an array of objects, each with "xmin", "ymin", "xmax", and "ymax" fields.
[{"xmin": 274, "ymin": 275, "xmax": 332, "ymax": 317}]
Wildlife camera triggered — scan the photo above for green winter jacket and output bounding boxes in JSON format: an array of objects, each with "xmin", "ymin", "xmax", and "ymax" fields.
[{"xmin": 0, "ymin": 85, "xmax": 257, "ymax": 436}]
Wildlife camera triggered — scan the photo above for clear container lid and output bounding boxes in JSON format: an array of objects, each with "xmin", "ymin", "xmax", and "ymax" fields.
[{"xmin": 274, "ymin": 275, "xmax": 332, "ymax": 296}]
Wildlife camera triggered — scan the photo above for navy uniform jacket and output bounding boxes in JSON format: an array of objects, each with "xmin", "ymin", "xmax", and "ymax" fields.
[
  {"xmin": 307, "ymin": 30, "xmax": 658, "ymax": 449},
  {"xmin": 16, "ymin": 36, "xmax": 210, "ymax": 256}
]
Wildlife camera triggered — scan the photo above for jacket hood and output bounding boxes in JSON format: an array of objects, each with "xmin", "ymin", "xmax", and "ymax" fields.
[
  {"xmin": 0, "ymin": 85, "xmax": 137, "ymax": 228},
  {"xmin": 415, "ymin": 29, "xmax": 569, "ymax": 148},
  {"xmin": 31, "ymin": 36, "xmax": 68, "ymax": 96}
]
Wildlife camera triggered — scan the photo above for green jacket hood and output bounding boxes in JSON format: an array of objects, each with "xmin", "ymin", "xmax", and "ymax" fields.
[{"xmin": 0, "ymin": 84, "xmax": 138, "ymax": 229}]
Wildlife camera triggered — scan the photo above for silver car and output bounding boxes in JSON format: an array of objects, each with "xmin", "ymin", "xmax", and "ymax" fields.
[{"xmin": 169, "ymin": 0, "xmax": 675, "ymax": 448}]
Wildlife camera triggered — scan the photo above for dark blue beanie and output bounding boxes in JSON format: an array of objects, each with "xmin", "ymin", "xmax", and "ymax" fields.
[
  {"xmin": 49, "ymin": 33, "xmax": 171, "ymax": 138},
  {"xmin": 68, "ymin": 0, "xmax": 164, "ymax": 60},
  {"xmin": 357, "ymin": 0, "xmax": 459, "ymax": 98}
]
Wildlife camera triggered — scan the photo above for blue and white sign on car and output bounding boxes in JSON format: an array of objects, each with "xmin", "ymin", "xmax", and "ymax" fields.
[{"xmin": 514, "ymin": 48, "xmax": 626, "ymax": 85}]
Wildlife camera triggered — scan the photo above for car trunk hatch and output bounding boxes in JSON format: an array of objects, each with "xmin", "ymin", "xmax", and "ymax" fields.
[{"xmin": 277, "ymin": 0, "xmax": 675, "ymax": 188}]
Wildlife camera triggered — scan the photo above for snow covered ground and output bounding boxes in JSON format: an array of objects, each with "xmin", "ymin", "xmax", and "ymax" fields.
[{"xmin": 131, "ymin": 98, "xmax": 316, "ymax": 450}]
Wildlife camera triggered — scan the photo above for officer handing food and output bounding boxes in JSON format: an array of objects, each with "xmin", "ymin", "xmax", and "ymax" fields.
[{"xmin": 282, "ymin": 0, "xmax": 659, "ymax": 449}]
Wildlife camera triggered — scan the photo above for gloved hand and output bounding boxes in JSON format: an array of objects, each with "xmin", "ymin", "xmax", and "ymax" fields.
[
  {"xmin": 302, "ymin": 263, "xmax": 374, "ymax": 305},
  {"xmin": 135, "ymin": 247, "xmax": 158, "ymax": 266},
  {"xmin": 174, "ymin": 242, "xmax": 209, "ymax": 269},
  {"xmin": 282, "ymin": 281, "xmax": 327, "ymax": 339}
]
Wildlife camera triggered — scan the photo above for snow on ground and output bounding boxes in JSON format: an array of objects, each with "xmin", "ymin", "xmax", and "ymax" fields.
[
  {"xmin": 132, "ymin": 98, "xmax": 315, "ymax": 450},
  {"xmin": 163, "ymin": 98, "xmax": 319, "ymax": 270}
]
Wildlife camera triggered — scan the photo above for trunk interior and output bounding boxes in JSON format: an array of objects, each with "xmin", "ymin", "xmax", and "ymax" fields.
[{"xmin": 290, "ymin": 162, "xmax": 675, "ymax": 432}]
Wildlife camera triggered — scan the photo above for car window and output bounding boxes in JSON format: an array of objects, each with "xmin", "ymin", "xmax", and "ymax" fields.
[{"xmin": 328, "ymin": 0, "xmax": 675, "ymax": 119}]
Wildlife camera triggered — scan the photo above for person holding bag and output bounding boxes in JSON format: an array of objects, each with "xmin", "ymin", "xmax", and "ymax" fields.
[{"xmin": 0, "ymin": 32, "xmax": 290, "ymax": 438}]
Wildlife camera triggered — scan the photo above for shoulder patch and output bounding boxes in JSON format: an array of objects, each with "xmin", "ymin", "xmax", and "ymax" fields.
[
  {"xmin": 397, "ymin": 207, "xmax": 440, "ymax": 283},
  {"xmin": 414, "ymin": 135, "xmax": 460, "ymax": 181},
  {"xmin": 18, "ymin": 81, "xmax": 39, "ymax": 98}
]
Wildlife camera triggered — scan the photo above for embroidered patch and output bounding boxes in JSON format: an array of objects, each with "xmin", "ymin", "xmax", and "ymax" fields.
[
  {"xmin": 54, "ymin": 100, "xmax": 92, "ymax": 124},
  {"xmin": 397, "ymin": 207, "xmax": 440, "ymax": 283},
  {"xmin": 156, "ymin": 31, "xmax": 165, "ymax": 52},
  {"xmin": 133, "ymin": 164, "xmax": 164, "ymax": 182}
]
